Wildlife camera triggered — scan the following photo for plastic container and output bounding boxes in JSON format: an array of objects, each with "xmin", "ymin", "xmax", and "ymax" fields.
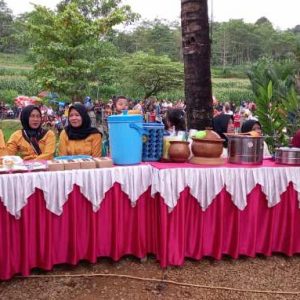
[
  {"xmin": 142, "ymin": 122, "xmax": 164, "ymax": 161},
  {"xmin": 108, "ymin": 113, "xmax": 146, "ymax": 165}
]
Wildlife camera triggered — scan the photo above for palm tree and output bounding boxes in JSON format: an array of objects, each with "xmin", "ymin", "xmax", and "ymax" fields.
[{"xmin": 181, "ymin": 0, "xmax": 213, "ymax": 130}]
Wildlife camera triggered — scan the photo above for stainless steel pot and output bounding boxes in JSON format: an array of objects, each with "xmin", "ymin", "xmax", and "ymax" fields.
[
  {"xmin": 275, "ymin": 147, "xmax": 300, "ymax": 165},
  {"xmin": 227, "ymin": 135, "xmax": 264, "ymax": 165}
]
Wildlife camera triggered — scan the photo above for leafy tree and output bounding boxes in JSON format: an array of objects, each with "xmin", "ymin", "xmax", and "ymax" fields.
[
  {"xmin": 24, "ymin": 0, "xmax": 136, "ymax": 101},
  {"xmin": 109, "ymin": 19, "xmax": 182, "ymax": 61},
  {"xmin": 0, "ymin": 0, "xmax": 14, "ymax": 52},
  {"xmin": 57, "ymin": 0, "xmax": 138, "ymax": 21},
  {"xmin": 117, "ymin": 52, "xmax": 183, "ymax": 99},
  {"xmin": 247, "ymin": 58, "xmax": 300, "ymax": 152}
]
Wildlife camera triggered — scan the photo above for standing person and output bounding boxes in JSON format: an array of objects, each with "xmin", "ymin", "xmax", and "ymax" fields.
[
  {"xmin": 292, "ymin": 130, "xmax": 300, "ymax": 148},
  {"xmin": 58, "ymin": 103, "xmax": 102, "ymax": 157},
  {"xmin": 223, "ymin": 102, "xmax": 233, "ymax": 115},
  {"xmin": 6, "ymin": 105, "xmax": 56, "ymax": 160}
]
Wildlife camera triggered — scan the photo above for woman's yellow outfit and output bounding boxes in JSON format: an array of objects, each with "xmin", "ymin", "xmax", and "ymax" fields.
[
  {"xmin": 6, "ymin": 130, "xmax": 56, "ymax": 160},
  {"xmin": 0, "ymin": 129, "xmax": 6, "ymax": 156},
  {"xmin": 58, "ymin": 130, "xmax": 101, "ymax": 157}
]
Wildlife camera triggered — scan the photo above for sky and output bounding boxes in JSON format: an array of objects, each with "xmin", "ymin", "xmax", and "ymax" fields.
[{"xmin": 6, "ymin": 0, "xmax": 300, "ymax": 30}]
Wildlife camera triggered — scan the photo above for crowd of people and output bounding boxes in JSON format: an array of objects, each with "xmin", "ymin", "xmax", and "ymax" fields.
[{"xmin": 0, "ymin": 96, "xmax": 300, "ymax": 161}]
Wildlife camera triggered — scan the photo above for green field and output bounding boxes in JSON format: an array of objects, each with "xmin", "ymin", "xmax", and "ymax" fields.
[
  {"xmin": 0, "ymin": 53, "xmax": 254, "ymax": 105},
  {"xmin": 0, "ymin": 120, "xmax": 22, "ymax": 141}
]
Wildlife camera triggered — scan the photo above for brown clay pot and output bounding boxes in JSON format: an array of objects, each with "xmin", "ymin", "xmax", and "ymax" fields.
[
  {"xmin": 168, "ymin": 141, "xmax": 190, "ymax": 162},
  {"xmin": 191, "ymin": 138, "xmax": 223, "ymax": 158},
  {"xmin": 191, "ymin": 130, "xmax": 224, "ymax": 158}
]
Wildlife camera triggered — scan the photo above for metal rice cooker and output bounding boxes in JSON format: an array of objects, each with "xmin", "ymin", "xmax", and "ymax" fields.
[
  {"xmin": 227, "ymin": 135, "xmax": 264, "ymax": 165},
  {"xmin": 275, "ymin": 147, "xmax": 300, "ymax": 165}
]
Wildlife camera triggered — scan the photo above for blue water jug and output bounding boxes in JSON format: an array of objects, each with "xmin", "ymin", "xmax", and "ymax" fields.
[{"xmin": 108, "ymin": 112, "xmax": 146, "ymax": 165}]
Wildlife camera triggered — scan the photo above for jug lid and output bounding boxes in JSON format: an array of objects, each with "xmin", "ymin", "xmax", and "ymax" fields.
[{"xmin": 108, "ymin": 113, "xmax": 143, "ymax": 123}]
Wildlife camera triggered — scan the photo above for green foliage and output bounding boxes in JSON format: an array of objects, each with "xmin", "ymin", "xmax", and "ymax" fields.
[
  {"xmin": 0, "ymin": 120, "xmax": 22, "ymax": 141},
  {"xmin": 211, "ymin": 65, "xmax": 249, "ymax": 78},
  {"xmin": 0, "ymin": 77, "xmax": 38, "ymax": 96},
  {"xmin": 247, "ymin": 58, "xmax": 300, "ymax": 153},
  {"xmin": 212, "ymin": 78, "xmax": 254, "ymax": 104},
  {"xmin": 0, "ymin": 89, "xmax": 19, "ymax": 104},
  {"xmin": 0, "ymin": 53, "xmax": 32, "ymax": 68},
  {"xmin": 110, "ymin": 19, "xmax": 181, "ymax": 61},
  {"xmin": 0, "ymin": 67, "xmax": 31, "ymax": 76},
  {"xmin": 117, "ymin": 52, "xmax": 184, "ymax": 99},
  {"xmin": 24, "ymin": 1, "xmax": 136, "ymax": 101}
]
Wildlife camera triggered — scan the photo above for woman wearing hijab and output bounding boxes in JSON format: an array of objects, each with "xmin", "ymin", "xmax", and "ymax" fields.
[
  {"xmin": 58, "ymin": 103, "xmax": 102, "ymax": 157},
  {"xmin": 6, "ymin": 105, "xmax": 56, "ymax": 160},
  {"xmin": 212, "ymin": 113, "xmax": 234, "ymax": 148},
  {"xmin": 241, "ymin": 119, "xmax": 262, "ymax": 135},
  {"xmin": 292, "ymin": 130, "xmax": 300, "ymax": 148},
  {"xmin": 241, "ymin": 119, "xmax": 271, "ymax": 157}
]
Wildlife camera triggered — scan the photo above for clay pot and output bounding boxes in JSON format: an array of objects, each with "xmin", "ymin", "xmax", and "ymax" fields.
[
  {"xmin": 168, "ymin": 141, "xmax": 190, "ymax": 162},
  {"xmin": 191, "ymin": 138, "xmax": 223, "ymax": 158},
  {"xmin": 191, "ymin": 130, "xmax": 224, "ymax": 158}
]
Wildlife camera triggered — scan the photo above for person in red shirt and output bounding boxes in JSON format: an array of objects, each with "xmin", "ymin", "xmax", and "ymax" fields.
[{"xmin": 292, "ymin": 130, "xmax": 300, "ymax": 147}]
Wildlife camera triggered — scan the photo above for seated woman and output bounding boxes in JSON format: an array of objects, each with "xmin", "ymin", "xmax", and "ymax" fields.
[
  {"xmin": 212, "ymin": 114, "xmax": 234, "ymax": 145},
  {"xmin": 6, "ymin": 105, "xmax": 56, "ymax": 160},
  {"xmin": 0, "ymin": 129, "xmax": 5, "ymax": 156},
  {"xmin": 212, "ymin": 114, "xmax": 234, "ymax": 157},
  {"xmin": 241, "ymin": 119, "xmax": 271, "ymax": 157},
  {"xmin": 58, "ymin": 103, "xmax": 102, "ymax": 157},
  {"xmin": 292, "ymin": 130, "xmax": 300, "ymax": 148},
  {"xmin": 163, "ymin": 108, "xmax": 186, "ymax": 136}
]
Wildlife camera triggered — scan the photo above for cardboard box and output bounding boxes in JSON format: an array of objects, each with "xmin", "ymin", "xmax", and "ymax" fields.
[
  {"xmin": 47, "ymin": 160, "xmax": 65, "ymax": 171},
  {"xmin": 63, "ymin": 159, "xmax": 81, "ymax": 170},
  {"xmin": 93, "ymin": 157, "xmax": 113, "ymax": 168},
  {"xmin": 80, "ymin": 158, "xmax": 97, "ymax": 169}
]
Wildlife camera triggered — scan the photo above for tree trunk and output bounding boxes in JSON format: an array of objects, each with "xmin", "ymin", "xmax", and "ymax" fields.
[{"xmin": 181, "ymin": 0, "xmax": 213, "ymax": 130}]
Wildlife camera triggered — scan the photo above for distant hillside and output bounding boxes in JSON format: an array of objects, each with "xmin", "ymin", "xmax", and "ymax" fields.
[{"xmin": 0, "ymin": 53, "xmax": 33, "ymax": 70}]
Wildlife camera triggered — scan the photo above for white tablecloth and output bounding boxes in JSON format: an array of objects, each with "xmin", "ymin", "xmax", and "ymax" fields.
[
  {"xmin": 151, "ymin": 165, "xmax": 300, "ymax": 211},
  {"xmin": 0, "ymin": 165, "xmax": 153, "ymax": 218}
]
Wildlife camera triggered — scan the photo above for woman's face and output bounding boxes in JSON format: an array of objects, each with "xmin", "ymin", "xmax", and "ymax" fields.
[
  {"xmin": 227, "ymin": 119, "xmax": 235, "ymax": 133},
  {"xmin": 69, "ymin": 109, "xmax": 82, "ymax": 128},
  {"xmin": 252, "ymin": 123, "xmax": 262, "ymax": 135},
  {"xmin": 28, "ymin": 109, "xmax": 42, "ymax": 129}
]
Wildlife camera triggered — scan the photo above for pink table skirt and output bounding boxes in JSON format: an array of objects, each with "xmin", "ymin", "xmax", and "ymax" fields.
[{"xmin": 1, "ymin": 182, "xmax": 300, "ymax": 280}]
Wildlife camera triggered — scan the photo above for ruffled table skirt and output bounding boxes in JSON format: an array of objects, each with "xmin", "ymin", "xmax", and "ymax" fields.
[{"xmin": 1, "ymin": 182, "xmax": 300, "ymax": 280}]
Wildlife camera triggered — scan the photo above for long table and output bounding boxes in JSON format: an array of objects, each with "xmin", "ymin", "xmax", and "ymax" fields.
[{"xmin": 1, "ymin": 160, "xmax": 300, "ymax": 280}]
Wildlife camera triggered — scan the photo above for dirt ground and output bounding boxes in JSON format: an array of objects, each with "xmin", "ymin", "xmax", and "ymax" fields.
[{"xmin": 1, "ymin": 254, "xmax": 300, "ymax": 300}]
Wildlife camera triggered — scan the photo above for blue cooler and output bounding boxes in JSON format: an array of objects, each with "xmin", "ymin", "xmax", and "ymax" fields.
[{"xmin": 108, "ymin": 113, "xmax": 146, "ymax": 165}]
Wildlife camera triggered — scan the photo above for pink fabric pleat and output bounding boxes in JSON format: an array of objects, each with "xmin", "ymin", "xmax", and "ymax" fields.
[{"xmin": 1, "ymin": 183, "xmax": 300, "ymax": 280}]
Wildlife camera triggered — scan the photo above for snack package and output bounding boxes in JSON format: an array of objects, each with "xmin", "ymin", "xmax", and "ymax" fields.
[
  {"xmin": 93, "ymin": 157, "xmax": 113, "ymax": 168},
  {"xmin": 80, "ymin": 158, "xmax": 96, "ymax": 169},
  {"xmin": 47, "ymin": 160, "xmax": 65, "ymax": 171}
]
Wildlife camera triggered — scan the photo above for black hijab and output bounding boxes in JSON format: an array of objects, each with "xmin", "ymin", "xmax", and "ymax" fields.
[
  {"xmin": 241, "ymin": 120, "xmax": 261, "ymax": 133},
  {"xmin": 20, "ymin": 105, "xmax": 48, "ymax": 155},
  {"xmin": 212, "ymin": 114, "xmax": 233, "ymax": 147},
  {"xmin": 65, "ymin": 103, "xmax": 100, "ymax": 140}
]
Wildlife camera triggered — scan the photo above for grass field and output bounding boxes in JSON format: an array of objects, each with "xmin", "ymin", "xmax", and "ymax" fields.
[
  {"xmin": 0, "ymin": 52, "xmax": 254, "ymax": 105},
  {"xmin": 0, "ymin": 120, "xmax": 21, "ymax": 141},
  {"xmin": 0, "ymin": 53, "xmax": 32, "ymax": 69}
]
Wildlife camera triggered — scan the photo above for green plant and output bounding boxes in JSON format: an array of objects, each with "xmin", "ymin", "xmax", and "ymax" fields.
[{"xmin": 247, "ymin": 58, "xmax": 299, "ymax": 153}]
